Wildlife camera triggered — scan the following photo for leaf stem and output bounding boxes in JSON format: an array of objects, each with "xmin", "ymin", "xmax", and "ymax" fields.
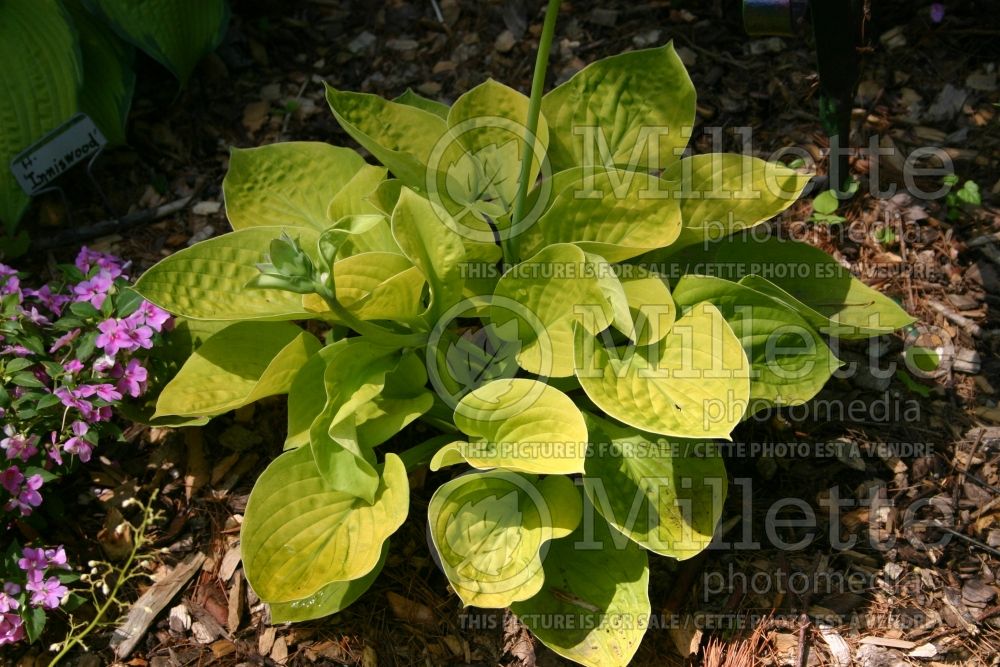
[
  {"xmin": 508, "ymin": 0, "xmax": 561, "ymax": 259},
  {"xmin": 315, "ymin": 286, "xmax": 426, "ymax": 348}
]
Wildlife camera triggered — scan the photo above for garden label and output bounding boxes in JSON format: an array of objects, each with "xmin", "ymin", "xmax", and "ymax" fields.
[{"xmin": 10, "ymin": 113, "xmax": 107, "ymax": 195}]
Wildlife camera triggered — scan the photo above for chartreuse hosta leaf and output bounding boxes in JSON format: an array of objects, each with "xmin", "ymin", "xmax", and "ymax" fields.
[
  {"xmin": 154, "ymin": 321, "xmax": 320, "ymax": 418},
  {"xmin": 430, "ymin": 379, "xmax": 587, "ymax": 475},
  {"xmin": 391, "ymin": 188, "xmax": 467, "ymax": 321},
  {"xmin": 672, "ymin": 275, "xmax": 841, "ymax": 409},
  {"xmin": 0, "ymin": 0, "xmax": 81, "ymax": 231},
  {"xmin": 542, "ymin": 43, "xmax": 694, "ymax": 173},
  {"xmin": 620, "ymin": 269, "xmax": 675, "ymax": 345},
  {"xmin": 84, "ymin": 0, "xmax": 229, "ymax": 86},
  {"xmin": 518, "ymin": 168, "xmax": 683, "ymax": 263},
  {"xmin": 326, "ymin": 84, "xmax": 449, "ymax": 189},
  {"xmin": 224, "ymin": 143, "xmax": 372, "ymax": 231},
  {"xmin": 269, "ymin": 542, "xmax": 389, "ymax": 623},
  {"xmin": 242, "ymin": 447, "xmax": 408, "ymax": 604},
  {"xmin": 327, "ymin": 164, "xmax": 391, "ymax": 221},
  {"xmin": 583, "ymin": 414, "xmax": 726, "ymax": 559},
  {"xmin": 447, "ymin": 79, "xmax": 550, "ymax": 212},
  {"xmin": 134, "ymin": 226, "xmax": 320, "ymax": 320},
  {"xmin": 394, "ymin": 88, "xmax": 449, "ymax": 119},
  {"xmin": 491, "ymin": 244, "xmax": 613, "ymax": 377},
  {"xmin": 662, "ymin": 154, "xmax": 812, "ymax": 249},
  {"xmin": 302, "ymin": 252, "xmax": 425, "ymax": 325},
  {"xmin": 511, "ymin": 509, "xmax": 649, "ymax": 667},
  {"xmin": 428, "ymin": 471, "xmax": 582, "ymax": 608},
  {"xmin": 575, "ymin": 301, "xmax": 750, "ymax": 439},
  {"xmin": 705, "ymin": 234, "xmax": 915, "ymax": 338},
  {"xmin": 65, "ymin": 0, "xmax": 135, "ymax": 146}
]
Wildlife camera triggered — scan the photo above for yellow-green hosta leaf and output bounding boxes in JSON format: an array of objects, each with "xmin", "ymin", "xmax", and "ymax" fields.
[
  {"xmin": 327, "ymin": 164, "xmax": 389, "ymax": 221},
  {"xmin": 511, "ymin": 510, "xmax": 649, "ymax": 667},
  {"xmin": 621, "ymin": 270, "xmax": 675, "ymax": 345},
  {"xmin": 242, "ymin": 448, "xmax": 408, "ymax": 603},
  {"xmin": 662, "ymin": 154, "xmax": 811, "ymax": 249},
  {"xmin": 153, "ymin": 321, "xmax": 319, "ymax": 418},
  {"xmin": 705, "ymin": 234, "xmax": 916, "ymax": 338},
  {"xmin": 390, "ymin": 188, "xmax": 467, "ymax": 320},
  {"xmin": 325, "ymin": 84, "xmax": 448, "ymax": 189},
  {"xmin": 428, "ymin": 472, "xmax": 581, "ymax": 608},
  {"xmin": 84, "ymin": 0, "xmax": 229, "ymax": 85},
  {"xmin": 541, "ymin": 43, "xmax": 694, "ymax": 173},
  {"xmin": 65, "ymin": 0, "xmax": 134, "ymax": 146},
  {"xmin": 285, "ymin": 346, "xmax": 335, "ymax": 449},
  {"xmin": 672, "ymin": 275, "xmax": 840, "ymax": 409},
  {"xmin": 435, "ymin": 379, "xmax": 587, "ymax": 474},
  {"xmin": 269, "ymin": 542, "xmax": 388, "ymax": 623},
  {"xmin": 303, "ymin": 252, "xmax": 425, "ymax": 324},
  {"xmin": 575, "ymin": 302, "xmax": 750, "ymax": 439},
  {"xmin": 394, "ymin": 88, "xmax": 450, "ymax": 119},
  {"xmin": 133, "ymin": 227, "xmax": 319, "ymax": 320},
  {"xmin": 224, "ymin": 142, "xmax": 368, "ymax": 231},
  {"xmin": 327, "ymin": 214, "xmax": 398, "ymax": 259},
  {"xmin": 368, "ymin": 179, "xmax": 404, "ymax": 216},
  {"xmin": 0, "ymin": 0, "xmax": 81, "ymax": 231},
  {"xmin": 447, "ymin": 79, "xmax": 549, "ymax": 208},
  {"xmin": 583, "ymin": 414, "xmax": 726, "ymax": 559},
  {"xmin": 491, "ymin": 244, "xmax": 612, "ymax": 377},
  {"xmin": 518, "ymin": 169, "xmax": 682, "ymax": 263}
]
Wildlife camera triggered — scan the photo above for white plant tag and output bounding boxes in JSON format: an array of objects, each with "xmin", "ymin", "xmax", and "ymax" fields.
[{"xmin": 10, "ymin": 113, "xmax": 107, "ymax": 195}]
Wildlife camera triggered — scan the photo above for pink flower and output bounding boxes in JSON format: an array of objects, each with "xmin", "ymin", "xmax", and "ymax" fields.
[
  {"xmin": 27, "ymin": 284, "xmax": 70, "ymax": 315},
  {"xmin": 63, "ymin": 359, "xmax": 84, "ymax": 374},
  {"xmin": 23, "ymin": 306, "xmax": 50, "ymax": 326},
  {"xmin": 93, "ymin": 355, "xmax": 115, "ymax": 374},
  {"xmin": 930, "ymin": 3, "xmax": 945, "ymax": 23},
  {"xmin": 75, "ymin": 247, "xmax": 124, "ymax": 278},
  {"xmin": 72, "ymin": 271, "xmax": 113, "ymax": 309},
  {"xmin": 127, "ymin": 301, "xmax": 172, "ymax": 333},
  {"xmin": 0, "ymin": 613, "xmax": 25, "ymax": 646},
  {"xmin": 76, "ymin": 384, "xmax": 122, "ymax": 402},
  {"xmin": 49, "ymin": 328, "xmax": 80, "ymax": 353},
  {"xmin": 1, "ymin": 345, "xmax": 31, "ymax": 357},
  {"xmin": 95, "ymin": 318, "xmax": 132, "ymax": 355},
  {"xmin": 63, "ymin": 422, "xmax": 93, "ymax": 463},
  {"xmin": 54, "ymin": 387, "xmax": 93, "ymax": 416},
  {"xmin": 18, "ymin": 547, "xmax": 47, "ymax": 574},
  {"xmin": 0, "ymin": 592, "xmax": 18, "ymax": 613},
  {"xmin": 26, "ymin": 573, "xmax": 67, "ymax": 610},
  {"xmin": 1, "ymin": 426, "xmax": 38, "ymax": 462},
  {"xmin": 114, "ymin": 359, "xmax": 148, "ymax": 398},
  {"xmin": 45, "ymin": 547, "xmax": 68, "ymax": 569},
  {"xmin": 0, "ymin": 467, "xmax": 24, "ymax": 494},
  {"xmin": 5, "ymin": 474, "xmax": 43, "ymax": 515}
]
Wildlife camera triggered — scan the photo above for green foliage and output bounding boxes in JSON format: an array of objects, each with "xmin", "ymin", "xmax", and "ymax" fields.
[
  {"xmin": 136, "ymin": 40, "xmax": 914, "ymax": 665},
  {"xmin": 943, "ymin": 173, "xmax": 982, "ymax": 220},
  {"xmin": 0, "ymin": 0, "xmax": 229, "ymax": 238}
]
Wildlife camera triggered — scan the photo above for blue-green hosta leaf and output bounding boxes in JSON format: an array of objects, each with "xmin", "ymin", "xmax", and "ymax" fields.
[
  {"xmin": 84, "ymin": 0, "xmax": 229, "ymax": 85},
  {"xmin": 0, "ymin": 0, "xmax": 81, "ymax": 231},
  {"xmin": 153, "ymin": 321, "xmax": 320, "ymax": 418},
  {"xmin": 224, "ymin": 142, "xmax": 368, "ymax": 231},
  {"xmin": 672, "ymin": 275, "xmax": 840, "ymax": 409},
  {"xmin": 269, "ymin": 542, "xmax": 388, "ymax": 623},
  {"xmin": 447, "ymin": 79, "xmax": 550, "ymax": 210},
  {"xmin": 65, "ymin": 0, "xmax": 134, "ymax": 146},
  {"xmin": 704, "ymin": 234, "xmax": 916, "ymax": 338},
  {"xmin": 575, "ymin": 302, "xmax": 750, "ymax": 439},
  {"xmin": 511, "ymin": 510, "xmax": 649, "ymax": 667},
  {"xmin": 242, "ymin": 448, "xmax": 408, "ymax": 603},
  {"xmin": 428, "ymin": 472, "xmax": 582, "ymax": 607},
  {"xmin": 491, "ymin": 244, "xmax": 613, "ymax": 377},
  {"xmin": 431, "ymin": 379, "xmax": 587, "ymax": 474},
  {"xmin": 518, "ymin": 168, "xmax": 682, "ymax": 263},
  {"xmin": 661, "ymin": 154, "xmax": 811, "ymax": 249},
  {"xmin": 394, "ymin": 88, "xmax": 450, "ymax": 119},
  {"xmin": 583, "ymin": 414, "xmax": 726, "ymax": 559},
  {"xmin": 133, "ymin": 227, "xmax": 320, "ymax": 320},
  {"xmin": 325, "ymin": 84, "xmax": 448, "ymax": 189},
  {"xmin": 390, "ymin": 187, "xmax": 467, "ymax": 321},
  {"xmin": 327, "ymin": 165, "xmax": 390, "ymax": 221},
  {"xmin": 541, "ymin": 43, "xmax": 694, "ymax": 173}
]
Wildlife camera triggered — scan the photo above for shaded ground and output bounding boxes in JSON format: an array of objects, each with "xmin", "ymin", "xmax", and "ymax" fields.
[{"xmin": 6, "ymin": 0, "xmax": 1000, "ymax": 665}]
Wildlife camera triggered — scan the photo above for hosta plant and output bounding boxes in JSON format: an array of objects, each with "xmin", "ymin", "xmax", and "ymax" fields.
[{"xmin": 134, "ymin": 8, "xmax": 913, "ymax": 665}]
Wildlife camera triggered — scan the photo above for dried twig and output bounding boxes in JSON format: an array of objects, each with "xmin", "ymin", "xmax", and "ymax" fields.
[{"xmin": 33, "ymin": 196, "xmax": 194, "ymax": 251}]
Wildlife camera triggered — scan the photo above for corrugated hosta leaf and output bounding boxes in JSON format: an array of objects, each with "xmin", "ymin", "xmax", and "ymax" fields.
[
  {"xmin": 428, "ymin": 471, "xmax": 582, "ymax": 608},
  {"xmin": 242, "ymin": 448, "xmax": 408, "ymax": 603},
  {"xmin": 224, "ymin": 142, "xmax": 369, "ymax": 231},
  {"xmin": 133, "ymin": 226, "xmax": 320, "ymax": 321},
  {"xmin": 84, "ymin": 0, "xmax": 230, "ymax": 85},
  {"xmin": 65, "ymin": 0, "xmax": 135, "ymax": 146},
  {"xmin": 430, "ymin": 379, "xmax": 587, "ymax": 474},
  {"xmin": 583, "ymin": 413, "xmax": 727, "ymax": 559},
  {"xmin": 511, "ymin": 510, "xmax": 649, "ymax": 667},
  {"xmin": 575, "ymin": 302, "xmax": 750, "ymax": 439},
  {"xmin": 153, "ymin": 321, "xmax": 319, "ymax": 418},
  {"xmin": 541, "ymin": 43, "xmax": 694, "ymax": 173},
  {"xmin": 0, "ymin": 0, "xmax": 81, "ymax": 231}
]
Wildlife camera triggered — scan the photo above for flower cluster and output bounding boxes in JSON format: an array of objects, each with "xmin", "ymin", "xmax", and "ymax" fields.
[{"xmin": 0, "ymin": 247, "xmax": 170, "ymax": 645}]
